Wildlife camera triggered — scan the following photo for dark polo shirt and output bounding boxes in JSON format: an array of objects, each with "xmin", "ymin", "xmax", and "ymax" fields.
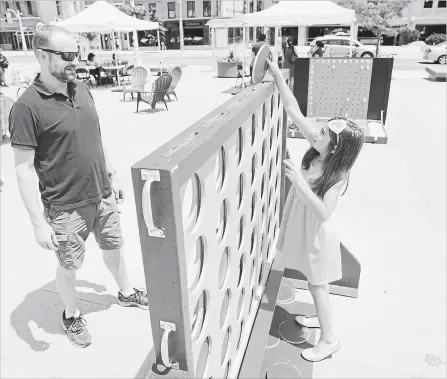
[{"xmin": 9, "ymin": 75, "xmax": 111, "ymax": 211}]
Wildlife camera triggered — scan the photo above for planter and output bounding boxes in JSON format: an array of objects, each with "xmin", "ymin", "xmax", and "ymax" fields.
[{"xmin": 217, "ymin": 61, "xmax": 241, "ymax": 78}]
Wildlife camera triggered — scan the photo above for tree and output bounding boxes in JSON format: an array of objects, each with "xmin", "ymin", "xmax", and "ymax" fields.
[{"xmin": 335, "ymin": 0, "xmax": 412, "ymax": 55}]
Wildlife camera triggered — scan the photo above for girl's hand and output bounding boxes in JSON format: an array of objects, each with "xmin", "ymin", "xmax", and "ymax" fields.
[
  {"xmin": 266, "ymin": 58, "xmax": 282, "ymax": 77},
  {"xmin": 284, "ymin": 159, "xmax": 307, "ymax": 190}
]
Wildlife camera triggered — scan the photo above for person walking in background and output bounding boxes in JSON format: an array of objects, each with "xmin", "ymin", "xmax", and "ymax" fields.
[
  {"xmin": 9, "ymin": 25, "xmax": 148, "ymax": 349},
  {"xmin": 282, "ymin": 39, "xmax": 297, "ymax": 90},
  {"xmin": 250, "ymin": 33, "xmax": 268, "ymax": 80},
  {"xmin": 312, "ymin": 40, "xmax": 325, "ymax": 57},
  {"xmin": 0, "ymin": 48, "xmax": 9, "ymax": 87}
]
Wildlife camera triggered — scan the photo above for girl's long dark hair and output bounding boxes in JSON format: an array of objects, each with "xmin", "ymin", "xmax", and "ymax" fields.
[{"xmin": 302, "ymin": 118, "xmax": 364, "ymax": 199}]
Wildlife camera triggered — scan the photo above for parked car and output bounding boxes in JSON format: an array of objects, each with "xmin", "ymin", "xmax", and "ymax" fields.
[
  {"xmin": 308, "ymin": 35, "xmax": 376, "ymax": 58},
  {"xmin": 423, "ymin": 41, "xmax": 446, "ymax": 64}
]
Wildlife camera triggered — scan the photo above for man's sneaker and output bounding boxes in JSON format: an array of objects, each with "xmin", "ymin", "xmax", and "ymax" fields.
[
  {"xmin": 61, "ymin": 311, "xmax": 91, "ymax": 348},
  {"xmin": 118, "ymin": 288, "xmax": 149, "ymax": 310}
]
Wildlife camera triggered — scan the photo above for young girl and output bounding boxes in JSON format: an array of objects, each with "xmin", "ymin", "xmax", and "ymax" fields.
[{"xmin": 266, "ymin": 58, "xmax": 364, "ymax": 362}]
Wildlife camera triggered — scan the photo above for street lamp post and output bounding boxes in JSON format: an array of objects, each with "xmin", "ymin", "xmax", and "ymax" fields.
[
  {"xmin": 178, "ymin": 0, "xmax": 184, "ymax": 51},
  {"xmin": 6, "ymin": 8, "xmax": 28, "ymax": 55}
]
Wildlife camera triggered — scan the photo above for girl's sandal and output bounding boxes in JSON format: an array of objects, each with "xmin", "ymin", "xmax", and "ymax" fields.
[
  {"xmin": 295, "ymin": 315, "xmax": 320, "ymax": 328},
  {"xmin": 301, "ymin": 340, "xmax": 340, "ymax": 362}
]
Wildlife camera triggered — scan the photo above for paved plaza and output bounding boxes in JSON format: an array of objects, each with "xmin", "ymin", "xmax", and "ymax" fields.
[{"xmin": 1, "ymin": 55, "xmax": 446, "ymax": 378}]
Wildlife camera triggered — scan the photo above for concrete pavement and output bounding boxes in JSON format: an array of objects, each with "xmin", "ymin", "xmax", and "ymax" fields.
[{"xmin": 1, "ymin": 62, "xmax": 446, "ymax": 378}]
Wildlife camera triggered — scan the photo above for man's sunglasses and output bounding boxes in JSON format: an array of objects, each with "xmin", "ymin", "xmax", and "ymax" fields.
[{"xmin": 39, "ymin": 48, "xmax": 79, "ymax": 62}]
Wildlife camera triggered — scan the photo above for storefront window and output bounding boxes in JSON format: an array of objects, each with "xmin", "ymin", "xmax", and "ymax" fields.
[
  {"xmin": 216, "ymin": 1, "xmax": 221, "ymax": 16},
  {"xmin": 424, "ymin": 1, "xmax": 433, "ymax": 8},
  {"xmin": 26, "ymin": 1, "xmax": 33, "ymax": 15},
  {"xmin": 257, "ymin": 1, "xmax": 263, "ymax": 11},
  {"xmin": 249, "ymin": 1, "xmax": 254, "ymax": 13},
  {"xmin": 168, "ymin": 2, "xmax": 176, "ymax": 19},
  {"xmin": 228, "ymin": 28, "xmax": 234, "ymax": 44},
  {"xmin": 187, "ymin": 1, "xmax": 195, "ymax": 18},
  {"xmin": 203, "ymin": 1, "xmax": 211, "ymax": 17}
]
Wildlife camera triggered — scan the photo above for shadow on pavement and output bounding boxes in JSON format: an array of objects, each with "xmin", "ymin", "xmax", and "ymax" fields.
[{"xmin": 10, "ymin": 279, "xmax": 116, "ymax": 352}]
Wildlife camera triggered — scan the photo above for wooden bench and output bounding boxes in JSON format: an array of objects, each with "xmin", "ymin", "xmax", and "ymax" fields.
[{"xmin": 425, "ymin": 66, "xmax": 446, "ymax": 81}]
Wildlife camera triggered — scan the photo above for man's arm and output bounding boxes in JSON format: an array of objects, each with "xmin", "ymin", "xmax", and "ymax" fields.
[
  {"xmin": 13, "ymin": 146, "xmax": 58, "ymax": 250},
  {"xmin": 13, "ymin": 147, "xmax": 46, "ymax": 227}
]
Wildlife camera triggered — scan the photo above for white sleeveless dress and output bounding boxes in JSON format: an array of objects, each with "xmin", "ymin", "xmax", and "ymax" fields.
[{"xmin": 277, "ymin": 163, "xmax": 343, "ymax": 285}]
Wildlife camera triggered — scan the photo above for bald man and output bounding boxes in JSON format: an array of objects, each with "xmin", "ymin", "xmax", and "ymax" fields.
[{"xmin": 9, "ymin": 25, "xmax": 148, "ymax": 348}]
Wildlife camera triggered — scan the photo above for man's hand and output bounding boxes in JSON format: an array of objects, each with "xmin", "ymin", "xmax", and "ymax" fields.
[
  {"xmin": 34, "ymin": 222, "xmax": 59, "ymax": 251},
  {"xmin": 110, "ymin": 175, "xmax": 125, "ymax": 205}
]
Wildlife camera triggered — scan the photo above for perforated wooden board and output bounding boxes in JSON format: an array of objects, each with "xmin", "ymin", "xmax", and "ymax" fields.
[
  {"xmin": 307, "ymin": 58, "xmax": 373, "ymax": 120},
  {"xmin": 132, "ymin": 79, "xmax": 288, "ymax": 379}
]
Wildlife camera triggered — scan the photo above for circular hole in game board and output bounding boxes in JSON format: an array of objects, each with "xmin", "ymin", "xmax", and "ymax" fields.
[
  {"xmin": 267, "ymin": 240, "xmax": 272, "ymax": 261},
  {"xmin": 251, "ymin": 192, "xmax": 257, "ymax": 222},
  {"xmin": 181, "ymin": 174, "xmax": 201, "ymax": 231},
  {"xmin": 277, "ymin": 91, "xmax": 281, "ymax": 109},
  {"xmin": 238, "ymin": 254, "xmax": 246, "ymax": 287},
  {"xmin": 237, "ymin": 287, "xmax": 246, "ymax": 319},
  {"xmin": 224, "ymin": 360, "xmax": 231, "ymax": 379},
  {"xmin": 267, "ymin": 215, "xmax": 272, "ymax": 235},
  {"xmin": 237, "ymin": 216, "xmax": 245, "ymax": 250},
  {"xmin": 262, "ymin": 103, "xmax": 266, "ymax": 131},
  {"xmin": 249, "ymin": 258, "xmax": 256, "ymax": 285},
  {"xmin": 196, "ymin": 336, "xmax": 211, "ymax": 379},
  {"xmin": 188, "ymin": 236, "xmax": 205, "ymax": 290},
  {"xmin": 251, "ymin": 154, "xmax": 257, "ymax": 185},
  {"xmin": 268, "ymin": 187, "xmax": 273, "ymax": 207},
  {"xmin": 261, "ymin": 139, "xmax": 266, "ymax": 167},
  {"xmin": 261, "ymin": 174, "xmax": 266, "ymax": 200},
  {"xmin": 270, "ymin": 95, "xmax": 274, "ymax": 118},
  {"xmin": 219, "ymin": 247, "xmax": 230, "ymax": 289},
  {"xmin": 268, "ymin": 158, "xmax": 273, "ymax": 180},
  {"xmin": 221, "ymin": 326, "xmax": 231, "ymax": 364},
  {"xmin": 275, "ymin": 172, "xmax": 279, "ymax": 192},
  {"xmin": 250, "ymin": 229, "xmax": 257, "ymax": 256},
  {"xmin": 273, "ymin": 223, "xmax": 278, "ymax": 240},
  {"xmin": 220, "ymin": 288, "xmax": 231, "ymax": 329},
  {"xmin": 237, "ymin": 320, "xmax": 244, "ymax": 350},
  {"xmin": 261, "ymin": 204, "xmax": 266, "ymax": 229},
  {"xmin": 237, "ymin": 173, "xmax": 244, "ymax": 210},
  {"xmin": 215, "ymin": 146, "xmax": 226, "ymax": 191},
  {"xmin": 248, "ymin": 288, "xmax": 255, "ymax": 314},
  {"xmin": 192, "ymin": 290, "xmax": 208, "ymax": 341},
  {"xmin": 274, "ymin": 197, "xmax": 279, "ymax": 216},
  {"xmin": 258, "ymin": 261, "xmax": 264, "ymax": 285},
  {"xmin": 236, "ymin": 127, "xmax": 243, "ymax": 166},
  {"xmin": 251, "ymin": 113, "xmax": 256, "ymax": 145},
  {"xmin": 277, "ymin": 118, "xmax": 281, "ymax": 138},
  {"xmin": 260, "ymin": 233, "xmax": 265, "ymax": 257},
  {"xmin": 216, "ymin": 199, "xmax": 228, "ymax": 243},
  {"xmin": 276, "ymin": 147, "xmax": 280, "ymax": 166}
]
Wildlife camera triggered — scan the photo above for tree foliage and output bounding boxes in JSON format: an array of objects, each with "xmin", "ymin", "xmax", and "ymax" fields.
[{"xmin": 335, "ymin": 0, "xmax": 412, "ymax": 53}]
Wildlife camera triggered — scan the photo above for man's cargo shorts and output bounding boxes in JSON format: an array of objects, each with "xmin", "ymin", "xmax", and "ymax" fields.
[{"xmin": 43, "ymin": 193, "xmax": 124, "ymax": 271}]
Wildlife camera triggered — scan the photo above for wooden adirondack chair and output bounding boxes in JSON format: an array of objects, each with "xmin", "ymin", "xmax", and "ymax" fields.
[
  {"xmin": 122, "ymin": 66, "xmax": 148, "ymax": 101},
  {"xmin": 136, "ymin": 74, "xmax": 172, "ymax": 113},
  {"xmin": 166, "ymin": 66, "xmax": 182, "ymax": 101}
]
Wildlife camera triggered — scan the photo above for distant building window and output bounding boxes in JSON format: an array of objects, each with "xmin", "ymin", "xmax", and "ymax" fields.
[
  {"xmin": 26, "ymin": 1, "xmax": 33, "ymax": 15},
  {"xmin": 257, "ymin": 1, "xmax": 263, "ymax": 12},
  {"xmin": 168, "ymin": 1, "xmax": 176, "ymax": 18},
  {"xmin": 438, "ymin": 0, "xmax": 446, "ymax": 7},
  {"xmin": 424, "ymin": 1, "xmax": 433, "ymax": 8},
  {"xmin": 187, "ymin": 1, "xmax": 195, "ymax": 17},
  {"xmin": 203, "ymin": 1, "xmax": 211, "ymax": 17},
  {"xmin": 15, "ymin": 1, "xmax": 20, "ymax": 12},
  {"xmin": 216, "ymin": 1, "xmax": 221, "ymax": 17}
]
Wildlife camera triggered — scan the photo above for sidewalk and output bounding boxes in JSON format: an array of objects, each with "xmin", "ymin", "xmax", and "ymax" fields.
[{"xmin": 1, "ymin": 66, "xmax": 446, "ymax": 379}]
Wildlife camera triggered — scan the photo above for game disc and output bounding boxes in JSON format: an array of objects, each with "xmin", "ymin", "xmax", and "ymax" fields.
[{"xmin": 252, "ymin": 44, "xmax": 272, "ymax": 84}]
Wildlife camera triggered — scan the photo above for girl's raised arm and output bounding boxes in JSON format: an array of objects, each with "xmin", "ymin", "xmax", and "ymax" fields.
[{"xmin": 266, "ymin": 58, "xmax": 316, "ymax": 146}]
